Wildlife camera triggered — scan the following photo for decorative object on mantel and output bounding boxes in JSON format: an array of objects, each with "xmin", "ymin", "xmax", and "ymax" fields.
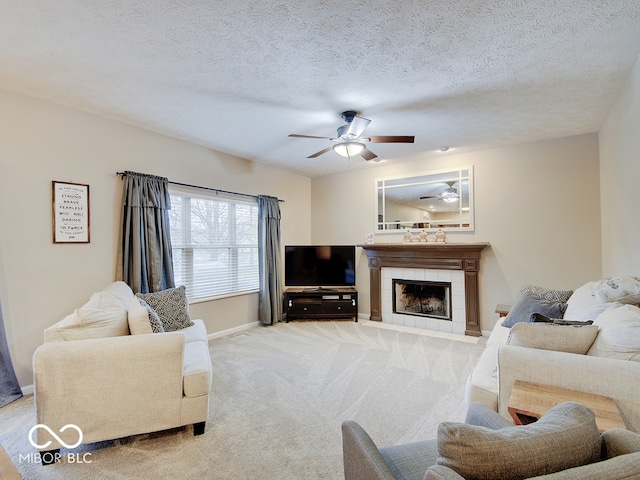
[
  {"xmin": 402, "ymin": 230, "xmax": 446, "ymax": 243},
  {"xmin": 52, "ymin": 181, "xmax": 90, "ymax": 244},
  {"xmin": 365, "ymin": 232, "xmax": 374, "ymax": 244}
]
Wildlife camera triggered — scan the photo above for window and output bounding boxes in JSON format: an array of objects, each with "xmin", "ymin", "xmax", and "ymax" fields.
[{"xmin": 169, "ymin": 188, "xmax": 259, "ymax": 301}]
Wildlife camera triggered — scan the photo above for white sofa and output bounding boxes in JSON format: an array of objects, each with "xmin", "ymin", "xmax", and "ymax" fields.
[
  {"xmin": 32, "ymin": 282, "xmax": 212, "ymax": 458},
  {"xmin": 466, "ymin": 278, "xmax": 640, "ymax": 433}
]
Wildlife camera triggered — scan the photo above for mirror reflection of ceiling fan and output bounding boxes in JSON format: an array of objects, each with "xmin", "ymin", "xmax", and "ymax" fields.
[
  {"xmin": 420, "ymin": 181, "xmax": 460, "ymax": 203},
  {"xmin": 288, "ymin": 111, "xmax": 415, "ymax": 161}
]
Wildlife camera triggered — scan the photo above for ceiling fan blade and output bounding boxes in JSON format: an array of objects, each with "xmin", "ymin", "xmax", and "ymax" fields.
[
  {"xmin": 289, "ymin": 134, "xmax": 332, "ymax": 140},
  {"xmin": 419, "ymin": 195, "xmax": 439, "ymax": 199},
  {"xmin": 360, "ymin": 148, "xmax": 377, "ymax": 161},
  {"xmin": 344, "ymin": 115, "xmax": 371, "ymax": 137},
  {"xmin": 368, "ymin": 135, "xmax": 415, "ymax": 143},
  {"xmin": 307, "ymin": 146, "xmax": 333, "ymax": 158}
]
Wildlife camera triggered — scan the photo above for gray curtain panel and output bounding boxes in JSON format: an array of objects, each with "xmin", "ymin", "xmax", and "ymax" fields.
[
  {"xmin": 0, "ymin": 300, "xmax": 22, "ymax": 408},
  {"xmin": 116, "ymin": 171, "xmax": 175, "ymax": 294},
  {"xmin": 258, "ymin": 195, "xmax": 283, "ymax": 325}
]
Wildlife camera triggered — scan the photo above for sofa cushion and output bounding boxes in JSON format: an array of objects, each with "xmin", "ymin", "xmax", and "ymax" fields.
[
  {"xmin": 180, "ymin": 319, "xmax": 209, "ymax": 344},
  {"xmin": 56, "ymin": 291, "xmax": 129, "ymax": 341},
  {"xmin": 502, "ymin": 294, "xmax": 567, "ymax": 328},
  {"xmin": 592, "ymin": 276, "xmax": 640, "ymax": 305},
  {"xmin": 128, "ymin": 297, "xmax": 165, "ymax": 334},
  {"xmin": 464, "ymin": 342, "xmax": 500, "ymax": 409},
  {"xmin": 564, "ymin": 282, "xmax": 619, "ymax": 321},
  {"xmin": 507, "ymin": 322, "xmax": 599, "ymax": 355},
  {"xmin": 587, "ymin": 304, "xmax": 640, "ymax": 362},
  {"xmin": 102, "ymin": 281, "xmax": 135, "ymax": 310},
  {"xmin": 434, "ymin": 402, "xmax": 601, "ymax": 480},
  {"xmin": 183, "ymin": 340, "xmax": 212, "ymax": 397},
  {"xmin": 135, "ymin": 286, "xmax": 194, "ymax": 332},
  {"xmin": 517, "ymin": 285, "xmax": 574, "ymax": 303}
]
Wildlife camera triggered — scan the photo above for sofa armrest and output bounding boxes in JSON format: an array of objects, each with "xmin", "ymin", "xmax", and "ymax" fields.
[
  {"xmin": 497, "ymin": 345, "xmax": 640, "ymax": 432},
  {"xmin": 33, "ymin": 332, "xmax": 186, "ymax": 449}
]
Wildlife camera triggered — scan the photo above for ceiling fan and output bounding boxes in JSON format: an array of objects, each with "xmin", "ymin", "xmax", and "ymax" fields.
[
  {"xmin": 420, "ymin": 181, "xmax": 459, "ymax": 203},
  {"xmin": 288, "ymin": 111, "xmax": 415, "ymax": 161}
]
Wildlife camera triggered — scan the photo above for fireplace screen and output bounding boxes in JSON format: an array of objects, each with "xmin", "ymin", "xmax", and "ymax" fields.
[{"xmin": 393, "ymin": 279, "xmax": 452, "ymax": 320}]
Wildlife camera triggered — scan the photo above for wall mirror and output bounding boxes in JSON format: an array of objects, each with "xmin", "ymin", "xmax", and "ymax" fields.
[{"xmin": 376, "ymin": 166, "xmax": 474, "ymax": 232}]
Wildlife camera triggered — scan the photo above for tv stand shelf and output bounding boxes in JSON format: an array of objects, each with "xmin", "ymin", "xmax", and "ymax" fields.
[{"xmin": 284, "ymin": 287, "xmax": 358, "ymax": 322}]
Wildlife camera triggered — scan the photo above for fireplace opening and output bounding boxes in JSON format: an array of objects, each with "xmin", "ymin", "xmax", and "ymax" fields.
[{"xmin": 393, "ymin": 279, "xmax": 452, "ymax": 320}]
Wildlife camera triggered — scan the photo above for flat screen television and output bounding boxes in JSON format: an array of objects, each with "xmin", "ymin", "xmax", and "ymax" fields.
[{"xmin": 284, "ymin": 245, "xmax": 356, "ymax": 288}]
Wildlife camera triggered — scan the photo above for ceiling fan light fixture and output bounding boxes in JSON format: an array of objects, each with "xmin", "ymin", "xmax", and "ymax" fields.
[
  {"xmin": 440, "ymin": 186, "xmax": 459, "ymax": 203},
  {"xmin": 333, "ymin": 141, "xmax": 365, "ymax": 158}
]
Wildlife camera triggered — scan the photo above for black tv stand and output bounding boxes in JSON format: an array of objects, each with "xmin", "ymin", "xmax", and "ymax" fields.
[{"xmin": 284, "ymin": 287, "xmax": 358, "ymax": 322}]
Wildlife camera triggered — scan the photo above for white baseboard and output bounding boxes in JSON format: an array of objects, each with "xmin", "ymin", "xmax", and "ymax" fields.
[
  {"xmin": 207, "ymin": 321, "xmax": 260, "ymax": 341},
  {"xmin": 20, "ymin": 384, "xmax": 34, "ymax": 396}
]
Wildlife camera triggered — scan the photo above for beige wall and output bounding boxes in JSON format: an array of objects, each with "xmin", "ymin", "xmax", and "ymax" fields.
[
  {"xmin": 311, "ymin": 134, "xmax": 603, "ymax": 332},
  {"xmin": 0, "ymin": 91, "xmax": 311, "ymax": 387},
  {"xmin": 599, "ymin": 54, "xmax": 640, "ymax": 275}
]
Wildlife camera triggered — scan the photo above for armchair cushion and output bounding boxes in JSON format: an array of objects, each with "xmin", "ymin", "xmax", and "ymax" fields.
[
  {"xmin": 601, "ymin": 428, "xmax": 640, "ymax": 458},
  {"xmin": 434, "ymin": 402, "xmax": 601, "ymax": 480}
]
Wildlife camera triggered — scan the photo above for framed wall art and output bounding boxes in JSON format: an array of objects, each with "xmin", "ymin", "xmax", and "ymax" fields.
[{"xmin": 52, "ymin": 181, "xmax": 90, "ymax": 243}]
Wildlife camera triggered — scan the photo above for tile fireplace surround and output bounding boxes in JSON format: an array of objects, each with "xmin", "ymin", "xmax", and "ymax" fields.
[{"xmin": 359, "ymin": 243, "xmax": 490, "ymax": 336}]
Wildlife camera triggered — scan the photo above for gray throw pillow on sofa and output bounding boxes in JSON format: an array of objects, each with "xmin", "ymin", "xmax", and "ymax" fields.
[
  {"xmin": 136, "ymin": 286, "xmax": 194, "ymax": 332},
  {"xmin": 433, "ymin": 402, "xmax": 601, "ymax": 480},
  {"xmin": 517, "ymin": 284, "xmax": 574, "ymax": 303},
  {"xmin": 502, "ymin": 294, "xmax": 567, "ymax": 328}
]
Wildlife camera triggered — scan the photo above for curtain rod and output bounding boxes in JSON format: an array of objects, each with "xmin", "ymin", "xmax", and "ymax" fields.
[{"xmin": 116, "ymin": 172, "xmax": 284, "ymax": 202}]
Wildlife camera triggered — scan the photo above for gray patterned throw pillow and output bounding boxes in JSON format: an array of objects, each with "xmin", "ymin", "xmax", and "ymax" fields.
[
  {"xmin": 137, "ymin": 298, "xmax": 165, "ymax": 333},
  {"xmin": 135, "ymin": 286, "xmax": 194, "ymax": 331},
  {"xmin": 517, "ymin": 284, "xmax": 574, "ymax": 303}
]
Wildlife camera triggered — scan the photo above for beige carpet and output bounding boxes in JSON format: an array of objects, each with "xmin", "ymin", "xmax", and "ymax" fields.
[{"xmin": 0, "ymin": 321, "xmax": 485, "ymax": 479}]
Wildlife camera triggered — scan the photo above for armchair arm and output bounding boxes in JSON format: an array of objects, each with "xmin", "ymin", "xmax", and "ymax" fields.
[
  {"xmin": 33, "ymin": 332, "xmax": 186, "ymax": 449},
  {"xmin": 464, "ymin": 402, "xmax": 513, "ymax": 430},
  {"xmin": 497, "ymin": 345, "xmax": 640, "ymax": 432},
  {"xmin": 424, "ymin": 465, "xmax": 466, "ymax": 480},
  {"xmin": 341, "ymin": 420, "xmax": 398, "ymax": 480}
]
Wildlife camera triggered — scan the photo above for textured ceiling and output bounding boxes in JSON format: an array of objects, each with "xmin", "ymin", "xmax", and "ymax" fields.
[{"xmin": 2, "ymin": 1, "xmax": 640, "ymax": 177}]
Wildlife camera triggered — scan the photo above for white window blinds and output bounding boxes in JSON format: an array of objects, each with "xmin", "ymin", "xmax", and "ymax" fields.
[{"xmin": 169, "ymin": 188, "xmax": 259, "ymax": 301}]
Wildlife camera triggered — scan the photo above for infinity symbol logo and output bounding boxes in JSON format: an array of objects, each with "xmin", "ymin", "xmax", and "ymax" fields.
[{"xmin": 28, "ymin": 424, "xmax": 83, "ymax": 449}]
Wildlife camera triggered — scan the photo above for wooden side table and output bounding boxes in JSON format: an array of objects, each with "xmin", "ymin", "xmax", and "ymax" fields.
[
  {"xmin": 495, "ymin": 304, "xmax": 511, "ymax": 318},
  {"xmin": 507, "ymin": 380, "xmax": 627, "ymax": 433}
]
